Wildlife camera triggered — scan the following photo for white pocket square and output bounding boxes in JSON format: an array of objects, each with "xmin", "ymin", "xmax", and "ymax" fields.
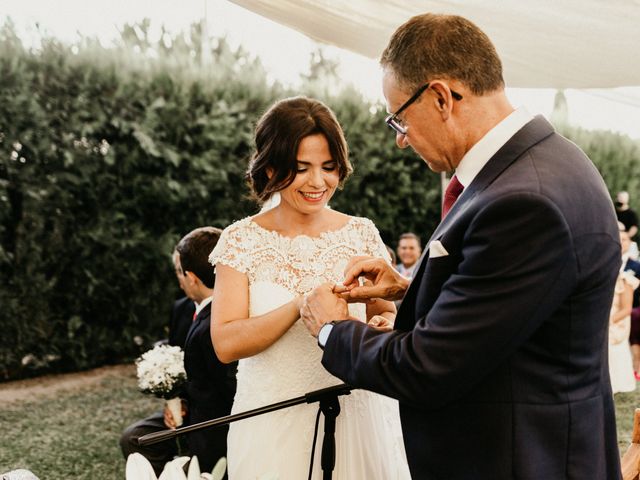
[{"xmin": 428, "ymin": 240, "xmax": 449, "ymax": 258}]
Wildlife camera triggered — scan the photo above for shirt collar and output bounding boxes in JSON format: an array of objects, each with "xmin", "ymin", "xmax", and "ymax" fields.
[
  {"xmin": 194, "ymin": 296, "xmax": 213, "ymax": 317},
  {"xmin": 455, "ymin": 107, "xmax": 533, "ymax": 188}
]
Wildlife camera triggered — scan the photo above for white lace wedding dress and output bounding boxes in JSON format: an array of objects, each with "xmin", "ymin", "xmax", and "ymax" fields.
[{"xmin": 209, "ymin": 216, "xmax": 410, "ymax": 480}]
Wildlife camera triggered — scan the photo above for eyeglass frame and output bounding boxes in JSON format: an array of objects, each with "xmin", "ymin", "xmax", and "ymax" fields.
[{"xmin": 385, "ymin": 82, "xmax": 463, "ymax": 135}]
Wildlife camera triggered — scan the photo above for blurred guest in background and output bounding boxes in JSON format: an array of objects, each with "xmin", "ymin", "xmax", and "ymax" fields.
[
  {"xmin": 616, "ymin": 191, "xmax": 638, "ymax": 239},
  {"xmin": 622, "ymin": 222, "xmax": 640, "ymax": 378},
  {"xmin": 610, "ymin": 222, "xmax": 639, "ymax": 393},
  {"xmin": 395, "ymin": 232, "xmax": 422, "ymax": 279}
]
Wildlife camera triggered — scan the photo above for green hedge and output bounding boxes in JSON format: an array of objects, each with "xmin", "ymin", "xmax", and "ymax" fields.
[
  {"xmin": 1, "ymin": 22, "xmax": 638, "ymax": 380},
  {"xmin": 560, "ymin": 125, "xmax": 640, "ymax": 196},
  {"xmin": 0, "ymin": 23, "xmax": 439, "ymax": 380}
]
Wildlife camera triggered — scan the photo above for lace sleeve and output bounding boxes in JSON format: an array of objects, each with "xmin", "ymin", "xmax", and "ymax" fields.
[
  {"xmin": 208, "ymin": 218, "xmax": 253, "ymax": 274},
  {"xmin": 358, "ymin": 218, "xmax": 392, "ymax": 264}
]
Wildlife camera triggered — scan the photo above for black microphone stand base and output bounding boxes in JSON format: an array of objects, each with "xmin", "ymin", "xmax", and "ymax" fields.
[{"xmin": 319, "ymin": 394, "xmax": 341, "ymax": 480}]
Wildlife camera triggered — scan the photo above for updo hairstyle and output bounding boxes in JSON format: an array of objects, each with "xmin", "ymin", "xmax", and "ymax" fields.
[{"xmin": 246, "ymin": 96, "xmax": 352, "ymax": 202}]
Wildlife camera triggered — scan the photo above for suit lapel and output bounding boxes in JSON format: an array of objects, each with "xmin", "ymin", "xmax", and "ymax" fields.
[
  {"xmin": 185, "ymin": 304, "xmax": 211, "ymax": 347},
  {"xmin": 394, "ymin": 116, "xmax": 555, "ymax": 330}
]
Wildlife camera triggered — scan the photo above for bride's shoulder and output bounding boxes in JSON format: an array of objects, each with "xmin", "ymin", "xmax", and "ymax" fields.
[
  {"xmin": 340, "ymin": 213, "xmax": 378, "ymax": 231},
  {"xmin": 221, "ymin": 216, "xmax": 254, "ymax": 235}
]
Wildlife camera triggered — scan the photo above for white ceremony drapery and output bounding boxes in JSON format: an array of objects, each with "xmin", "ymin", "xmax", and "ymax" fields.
[{"xmin": 228, "ymin": 0, "xmax": 640, "ymax": 89}]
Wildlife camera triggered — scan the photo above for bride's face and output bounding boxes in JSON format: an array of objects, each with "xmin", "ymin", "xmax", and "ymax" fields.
[{"xmin": 277, "ymin": 133, "xmax": 339, "ymax": 215}]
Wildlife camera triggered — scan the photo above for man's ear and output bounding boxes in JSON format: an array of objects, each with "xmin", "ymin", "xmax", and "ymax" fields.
[
  {"xmin": 185, "ymin": 271, "xmax": 199, "ymax": 286},
  {"xmin": 429, "ymin": 81, "xmax": 454, "ymax": 120}
]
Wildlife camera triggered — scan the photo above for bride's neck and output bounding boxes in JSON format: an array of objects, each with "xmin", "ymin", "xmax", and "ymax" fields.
[{"xmin": 270, "ymin": 205, "xmax": 332, "ymax": 236}]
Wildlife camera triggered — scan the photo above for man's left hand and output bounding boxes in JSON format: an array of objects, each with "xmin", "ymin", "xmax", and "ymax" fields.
[{"xmin": 301, "ymin": 283, "xmax": 350, "ymax": 337}]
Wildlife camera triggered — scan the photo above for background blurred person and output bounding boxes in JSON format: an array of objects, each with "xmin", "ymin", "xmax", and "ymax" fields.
[
  {"xmin": 395, "ymin": 232, "xmax": 422, "ymax": 279},
  {"xmin": 616, "ymin": 191, "xmax": 638, "ymax": 239},
  {"xmin": 610, "ymin": 222, "xmax": 639, "ymax": 393}
]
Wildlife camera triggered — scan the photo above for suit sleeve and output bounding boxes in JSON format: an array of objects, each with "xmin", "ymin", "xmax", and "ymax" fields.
[{"xmin": 322, "ymin": 193, "xmax": 577, "ymax": 409}]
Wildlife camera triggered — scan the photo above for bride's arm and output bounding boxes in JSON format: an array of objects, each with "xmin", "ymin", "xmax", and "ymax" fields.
[{"xmin": 211, "ymin": 263, "xmax": 302, "ymax": 363}]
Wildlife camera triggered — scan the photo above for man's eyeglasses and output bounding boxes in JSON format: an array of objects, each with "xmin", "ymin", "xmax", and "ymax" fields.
[{"xmin": 385, "ymin": 83, "xmax": 463, "ymax": 135}]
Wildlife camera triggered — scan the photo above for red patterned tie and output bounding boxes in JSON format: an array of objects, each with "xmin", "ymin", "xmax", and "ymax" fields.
[{"xmin": 442, "ymin": 175, "xmax": 464, "ymax": 219}]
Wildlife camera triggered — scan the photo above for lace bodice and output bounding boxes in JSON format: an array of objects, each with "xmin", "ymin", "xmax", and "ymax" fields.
[
  {"xmin": 208, "ymin": 216, "xmax": 390, "ymax": 408},
  {"xmin": 209, "ymin": 216, "xmax": 390, "ymax": 296}
]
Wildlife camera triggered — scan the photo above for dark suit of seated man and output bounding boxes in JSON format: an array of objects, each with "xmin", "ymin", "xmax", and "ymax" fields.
[
  {"xmin": 168, "ymin": 296, "xmax": 196, "ymax": 349},
  {"xmin": 120, "ymin": 227, "xmax": 237, "ymax": 476}
]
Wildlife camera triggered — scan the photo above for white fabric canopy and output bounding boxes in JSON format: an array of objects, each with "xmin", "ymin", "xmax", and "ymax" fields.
[{"xmin": 229, "ymin": 0, "xmax": 640, "ymax": 88}]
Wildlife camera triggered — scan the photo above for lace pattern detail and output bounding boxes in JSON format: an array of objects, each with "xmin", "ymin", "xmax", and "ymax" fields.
[{"xmin": 209, "ymin": 216, "xmax": 390, "ymax": 296}]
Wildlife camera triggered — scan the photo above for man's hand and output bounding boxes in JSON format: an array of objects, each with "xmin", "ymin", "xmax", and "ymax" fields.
[
  {"xmin": 340, "ymin": 256, "xmax": 411, "ymax": 302},
  {"xmin": 301, "ymin": 283, "xmax": 351, "ymax": 337},
  {"xmin": 163, "ymin": 400, "xmax": 187, "ymax": 429}
]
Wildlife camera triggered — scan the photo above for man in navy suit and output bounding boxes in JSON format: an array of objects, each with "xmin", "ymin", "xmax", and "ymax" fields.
[
  {"xmin": 301, "ymin": 13, "xmax": 621, "ymax": 480},
  {"xmin": 121, "ymin": 227, "xmax": 237, "ymax": 475}
]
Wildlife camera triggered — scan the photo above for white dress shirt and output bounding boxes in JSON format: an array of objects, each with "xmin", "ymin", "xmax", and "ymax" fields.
[
  {"xmin": 194, "ymin": 296, "xmax": 213, "ymax": 317},
  {"xmin": 455, "ymin": 107, "xmax": 533, "ymax": 188}
]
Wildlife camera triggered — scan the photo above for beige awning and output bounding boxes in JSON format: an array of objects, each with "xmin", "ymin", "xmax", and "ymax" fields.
[{"xmin": 229, "ymin": 0, "xmax": 640, "ymax": 88}]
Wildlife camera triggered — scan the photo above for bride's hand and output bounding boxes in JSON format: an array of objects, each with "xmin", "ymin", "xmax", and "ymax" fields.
[{"xmin": 367, "ymin": 315, "xmax": 394, "ymax": 332}]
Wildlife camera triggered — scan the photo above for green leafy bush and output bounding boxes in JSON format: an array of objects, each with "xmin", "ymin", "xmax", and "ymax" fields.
[
  {"xmin": 560, "ymin": 125, "xmax": 640, "ymax": 197},
  {"xmin": 0, "ymin": 23, "xmax": 278, "ymax": 379}
]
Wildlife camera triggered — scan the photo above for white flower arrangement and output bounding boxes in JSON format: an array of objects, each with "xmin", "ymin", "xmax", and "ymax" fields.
[
  {"xmin": 136, "ymin": 344, "xmax": 187, "ymax": 400},
  {"xmin": 126, "ymin": 453, "xmax": 228, "ymax": 480}
]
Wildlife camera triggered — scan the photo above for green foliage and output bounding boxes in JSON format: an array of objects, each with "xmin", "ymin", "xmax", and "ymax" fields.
[
  {"xmin": 559, "ymin": 125, "xmax": 640, "ymax": 201},
  {"xmin": 0, "ymin": 22, "xmax": 278, "ymax": 379}
]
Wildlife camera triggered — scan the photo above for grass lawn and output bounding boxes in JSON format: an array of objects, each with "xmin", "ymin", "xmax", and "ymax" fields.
[
  {"xmin": 0, "ymin": 366, "xmax": 157, "ymax": 479},
  {"xmin": 0, "ymin": 366, "xmax": 639, "ymax": 479},
  {"xmin": 615, "ymin": 389, "xmax": 640, "ymax": 450}
]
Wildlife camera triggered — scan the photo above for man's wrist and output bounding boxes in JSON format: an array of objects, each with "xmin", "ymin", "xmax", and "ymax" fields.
[{"xmin": 317, "ymin": 321, "xmax": 339, "ymax": 349}]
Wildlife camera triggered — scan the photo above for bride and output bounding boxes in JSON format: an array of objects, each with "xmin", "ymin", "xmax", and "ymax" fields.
[{"xmin": 209, "ymin": 96, "xmax": 410, "ymax": 479}]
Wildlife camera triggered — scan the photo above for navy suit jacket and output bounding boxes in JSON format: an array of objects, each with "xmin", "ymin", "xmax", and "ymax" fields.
[
  {"xmin": 168, "ymin": 296, "xmax": 195, "ymax": 349},
  {"xmin": 183, "ymin": 303, "xmax": 237, "ymax": 472},
  {"xmin": 322, "ymin": 117, "xmax": 622, "ymax": 479}
]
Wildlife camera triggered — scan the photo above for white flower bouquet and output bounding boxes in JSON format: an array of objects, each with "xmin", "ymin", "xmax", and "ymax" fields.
[{"xmin": 136, "ymin": 344, "xmax": 187, "ymax": 426}]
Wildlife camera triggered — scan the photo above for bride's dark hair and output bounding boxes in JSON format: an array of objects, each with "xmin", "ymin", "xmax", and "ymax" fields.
[{"xmin": 247, "ymin": 96, "xmax": 352, "ymax": 202}]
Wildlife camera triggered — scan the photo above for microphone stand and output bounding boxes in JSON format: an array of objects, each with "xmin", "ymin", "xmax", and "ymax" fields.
[{"xmin": 139, "ymin": 383, "xmax": 353, "ymax": 479}]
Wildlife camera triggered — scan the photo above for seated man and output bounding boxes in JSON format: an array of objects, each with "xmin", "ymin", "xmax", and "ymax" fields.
[{"xmin": 120, "ymin": 227, "xmax": 237, "ymax": 475}]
